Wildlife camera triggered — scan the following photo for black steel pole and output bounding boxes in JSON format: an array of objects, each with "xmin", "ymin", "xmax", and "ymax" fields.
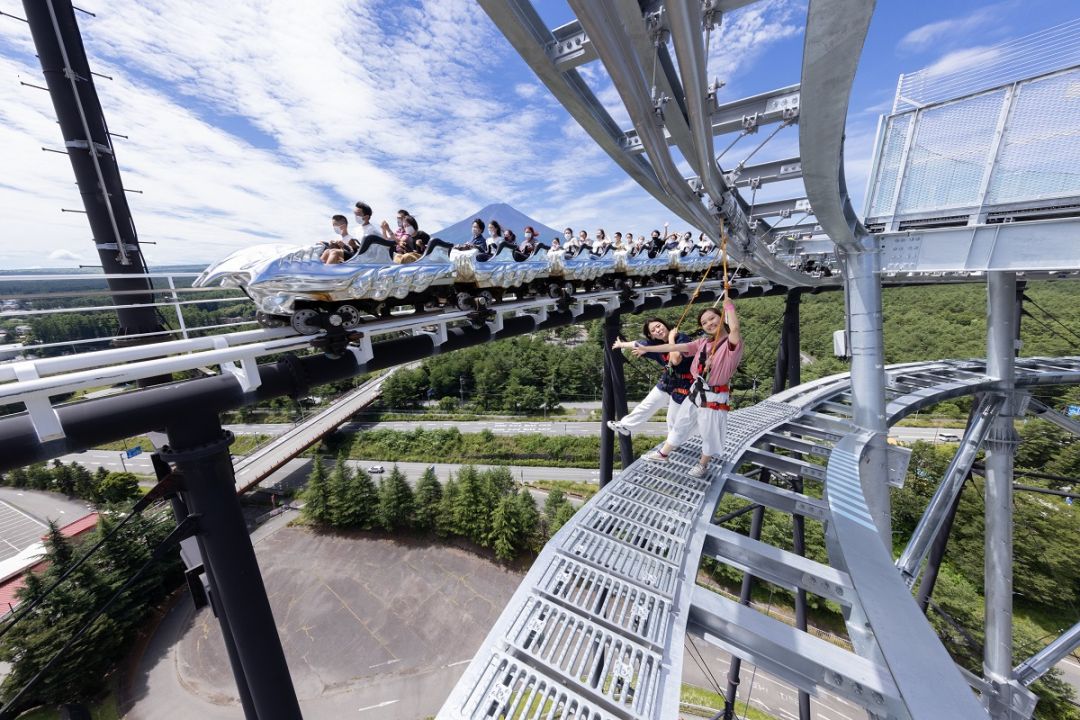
[
  {"xmin": 723, "ymin": 498, "xmax": 766, "ymax": 719},
  {"xmin": 603, "ymin": 313, "xmax": 635, "ymax": 470},
  {"xmin": 599, "ymin": 316, "xmax": 618, "ymax": 488},
  {"xmin": 790, "ymin": 476, "xmax": 811, "ymax": 720},
  {"xmin": 166, "ymin": 493, "xmax": 257, "ymax": 720},
  {"xmin": 163, "ymin": 416, "xmax": 302, "ymax": 720},
  {"xmin": 22, "ymin": 0, "xmax": 161, "ymax": 337},
  {"xmin": 772, "ymin": 289, "xmax": 802, "ymax": 394},
  {"xmin": 915, "ymin": 481, "xmax": 964, "ymax": 613}
]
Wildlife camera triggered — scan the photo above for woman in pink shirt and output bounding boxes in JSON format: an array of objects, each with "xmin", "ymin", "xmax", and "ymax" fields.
[{"xmin": 617, "ymin": 301, "xmax": 743, "ymax": 479}]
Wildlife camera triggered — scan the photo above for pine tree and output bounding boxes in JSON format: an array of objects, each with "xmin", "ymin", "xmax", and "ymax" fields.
[
  {"xmin": 513, "ymin": 490, "xmax": 541, "ymax": 553},
  {"xmin": 0, "ymin": 523, "xmax": 122, "ymax": 709},
  {"xmin": 7, "ymin": 467, "xmax": 28, "ymax": 488},
  {"xmin": 550, "ymin": 502, "xmax": 576, "ymax": 535},
  {"xmin": 327, "ymin": 453, "xmax": 352, "ymax": 527},
  {"xmin": 543, "ymin": 488, "xmax": 567, "ymax": 522},
  {"xmin": 437, "ymin": 475, "xmax": 459, "ymax": 537},
  {"xmin": 70, "ymin": 462, "xmax": 95, "ymax": 501},
  {"xmin": 344, "ymin": 467, "xmax": 379, "ymax": 530},
  {"xmin": 377, "ymin": 466, "xmax": 415, "ymax": 532},
  {"xmin": 413, "ymin": 467, "xmax": 442, "ymax": 532},
  {"xmin": 454, "ymin": 465, "xmax": 491, "ymax": 545},
  {"xmin": 301, "ymin": 455, "xmax": 332, "ymax": 525},
  {"xmin": 27, "ymin": 463, "xmax": 52, "ymax": 491},
  {"xmin": 92, "ymin": 466, "xmax": 109, "ymax": 502},
  {"xmin": 489, "ymin": 495, "xmax": 519, "ymax": 562},
  {"xmin": 51, "ymin": 460, "xmax": 75, "ymax": 496}
]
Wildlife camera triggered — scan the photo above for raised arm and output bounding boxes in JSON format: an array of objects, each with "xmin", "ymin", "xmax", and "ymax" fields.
[
  {"xmin": 667, "ymin": 327, "xmax": 683, "ymax": 364},
  {"xmin": 626, "ymin": 340, "xmax": 692, "ymax": 356},
  {"xmin": 724, "ymin": 300, "xmax": 742, "ymax": 347}
]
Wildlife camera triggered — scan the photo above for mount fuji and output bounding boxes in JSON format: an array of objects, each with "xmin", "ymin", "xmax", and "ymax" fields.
[{"xmin": 431, "ymin": 202, "xmax": 563, "ymax": 245}]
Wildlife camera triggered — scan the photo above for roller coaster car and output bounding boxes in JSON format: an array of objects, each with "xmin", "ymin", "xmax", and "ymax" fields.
[{"xmin": 194, "ymin": 234, "xmax": 722, "ymax": 335}]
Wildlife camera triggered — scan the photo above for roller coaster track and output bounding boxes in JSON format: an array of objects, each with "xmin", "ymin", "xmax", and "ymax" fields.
[{"xmin": 440, "ymin": 357, "xmax": 1080, "ymax": 719}]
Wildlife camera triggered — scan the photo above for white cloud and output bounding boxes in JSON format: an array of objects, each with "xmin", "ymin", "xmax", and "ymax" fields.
[
  {"xmin": 0, "ymin": 0, "xmax": 856, "ymax": 270},
  {"xmin": 920, "ymin": 46, "xmax": 1003, "ymax": 78},
  {"xmin": 898, "ymin": 5, "xmax": 1008, "ymax": 53},
  {"xmin": 47, "ymin": 249, "xmax": 85, "ymax": 263}
]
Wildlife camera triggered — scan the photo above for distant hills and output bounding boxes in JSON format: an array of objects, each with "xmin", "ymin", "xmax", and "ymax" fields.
[{"xmin": 432, "ymin": 202, "xmax": 562, "ymax": 244}]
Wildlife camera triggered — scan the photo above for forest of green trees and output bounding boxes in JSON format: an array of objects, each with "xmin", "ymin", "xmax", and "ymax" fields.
[
  {"xmin": 378, "ymin": 280, "xmax": 1079, "ymax": 416},
  {"xmin": 0, "ymin": 510, "xmax": 182, "ymax": 714},
  {"xmin": 300, "ymin": 456, "xmax": 577, "ymax": 562}
]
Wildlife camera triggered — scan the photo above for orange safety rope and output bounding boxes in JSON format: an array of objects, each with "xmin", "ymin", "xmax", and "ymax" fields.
[{"xmin": 673, "ymin": 219, "xmax": 730, "ymax": 331}]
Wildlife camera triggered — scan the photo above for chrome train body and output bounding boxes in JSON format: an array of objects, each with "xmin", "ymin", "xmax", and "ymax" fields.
[{"xmin": 194, "ymin": 235, "xmax": 721, "ymax": 334}]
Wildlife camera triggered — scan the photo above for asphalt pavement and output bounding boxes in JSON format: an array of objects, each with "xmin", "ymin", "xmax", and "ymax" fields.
[{"xmin": 221, "ymin": 419, "xmax": 958, "ymax": 444}]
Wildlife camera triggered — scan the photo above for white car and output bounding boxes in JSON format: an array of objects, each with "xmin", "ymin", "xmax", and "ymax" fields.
[
  {"xmin": 939, "ymin": 433, "xmax": 960, "ymax": 441},
  {"xmin": 367, "ymin": 465, "xmax": 385, "ymax": 474}
]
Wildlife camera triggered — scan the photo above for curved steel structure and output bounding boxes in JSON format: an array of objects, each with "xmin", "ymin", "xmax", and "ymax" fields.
[{"xmin": 440, "ymin": 357, "xmax": 1080, "ymax": 719}]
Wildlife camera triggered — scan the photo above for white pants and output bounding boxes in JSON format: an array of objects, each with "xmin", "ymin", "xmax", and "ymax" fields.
[
  {"xmin": 619, "ymin": 386, "xmax": 685, "ymax": 435},
  {"xmin": 667, "ymin": 396, "xmax": 728, "ymax": 458}
]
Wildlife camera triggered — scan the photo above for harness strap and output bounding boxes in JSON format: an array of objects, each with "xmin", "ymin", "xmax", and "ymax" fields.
[{"xmin": 703, "ymin": 401, "xmax": 731, "ymax": 411}]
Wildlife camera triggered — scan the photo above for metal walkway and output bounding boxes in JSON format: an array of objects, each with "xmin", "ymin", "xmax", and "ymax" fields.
[{"xmin": 440, "ymin": 357, "xmax": 1080, "ymax": 719}]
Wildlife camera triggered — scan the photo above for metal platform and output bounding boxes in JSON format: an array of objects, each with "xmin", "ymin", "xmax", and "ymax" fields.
[{"xmin": 440, "ymin": 357, "xmax": 1080, "ymax": 719}]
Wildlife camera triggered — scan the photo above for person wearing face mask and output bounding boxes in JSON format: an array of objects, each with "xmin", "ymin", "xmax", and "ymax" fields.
[
  {"xmin": 649, "ymin": 228, "xmax": 665, "ymax": 255},
  {"xmin": 608, "ymin": 317, "xmax": 694, "ymax": 438},
  {"xmin": 380, "ymin": 208, "xmax": 412, "ymax": 244},
  {"xmin": 321, "ymin": 214, "xmax": 358, "ymax": 264},
  {"xmin": 519, "ymin": 226, "xmax": 539, "ymax": 256},
  {"xmin": 352, "ymin": 201, "xmax": 375, "ymax": 239},
  {"xmin": 562, "ymin": 228, "xmax": 579, "ymax": 257},
  {"xmin": 392, "ymin": 215, "xmax": 422, "ymax": 263}
]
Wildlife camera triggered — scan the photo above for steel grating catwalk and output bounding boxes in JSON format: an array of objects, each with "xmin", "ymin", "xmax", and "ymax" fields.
[{"xmin": 440, "ymin": 358, "xmax": 1080, "ymax": 719}]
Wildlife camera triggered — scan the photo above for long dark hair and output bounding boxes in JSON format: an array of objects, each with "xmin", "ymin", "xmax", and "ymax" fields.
[{"xmin": 642, "ymin": 316, "xmax": 674, "ymax": 340}]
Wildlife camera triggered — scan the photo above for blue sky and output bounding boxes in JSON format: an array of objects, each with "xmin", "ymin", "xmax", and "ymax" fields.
[{"xmin": 0, "ymin": 0, "xmax": 1076, "ymax": 267}]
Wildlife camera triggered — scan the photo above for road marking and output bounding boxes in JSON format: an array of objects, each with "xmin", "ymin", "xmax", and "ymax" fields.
[
  {"xmin": 358, "ymin": 699, "xmax": 398, "ymax": 713},
  {"xmin": 368, "ymin": 658, "xmax": 401, "ymax": 669},
  {"xmin": 446, "ymin": 658, "xmax": 472, "ymax": 667}
]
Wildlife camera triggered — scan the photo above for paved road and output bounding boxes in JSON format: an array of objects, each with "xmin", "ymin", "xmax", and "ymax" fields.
[
  {"xmin": 223, "ymin": 419, "xmax": 959, "ymax": 444},
  {"xmin": 682, "ymin": 631, "xmax": 873, "ymax": 720}
]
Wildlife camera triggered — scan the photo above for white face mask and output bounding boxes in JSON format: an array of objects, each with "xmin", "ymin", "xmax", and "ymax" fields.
[
  {"xmin": 564, "ymin": 233, "xmax": 572, "ymax": 239},
  {"xmin": 332, "ymin": 226, "xmax": 344, "ymax": 235},
  {"xmin": 489, "ymin": 230, "xmax": 498, "ymax": 238},
  {"xmin": 524, "ymin": 232, "xmax": 533, "ymax": 239}
]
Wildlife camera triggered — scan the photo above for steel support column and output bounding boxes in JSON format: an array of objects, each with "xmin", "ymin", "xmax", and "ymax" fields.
[
  {"xmin": 790, "ymin": 475, "xmax": 811, "ymax": 720},
  {"xmin": 600, "ymin": 312, "xmax": 632, "ymax": 487},
  {"xmin": 772, "ymin": 290, "xmax": 803, "ymax": 395},
  {"xmin": 983, "ymin": 272, "xmax": 1021, "ymax": 718},
  {"xmin": 914, "ymin": 483, "xmax": 964, "ymax": 613},
  {"xmin": 897, "ymin": 393, "xmax": 1002, "ymax": 585},
  {"xmin": 841, "ymin": 242, "xmax": 890, "ymax": 541},
  {"xmin": 723, "ymin": 491, "xmax": 767, "ymax": 719},
  {"xmin": 22, "ymin": 0, "xmax": 161, "ymax": 337},
  {"xmin": 163, "ymin": 416, "xmax": 301, "ymax": 720}
]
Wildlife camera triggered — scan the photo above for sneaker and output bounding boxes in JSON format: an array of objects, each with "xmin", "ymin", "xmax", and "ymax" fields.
[
  {"xmin": 644, "ymin": 449, "xmax": 670, "ymax": 463},
  {"xmin": 607, "ymin": 420, "xmax": 631, "ymax": 437},
  {"xmin": 688, "ymin": 463, "xmax": 709, "ymax": 479}
]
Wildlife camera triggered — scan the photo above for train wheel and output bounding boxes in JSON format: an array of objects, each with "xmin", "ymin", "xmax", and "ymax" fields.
[
  {"xmin": 256, "ymin": 312, "xmax": 287, "ymax": 328},
  {"xmin": 290, "ymin": 308, "xmax": 322, "ymax": 335},
  {"xmin": 547, "ymin": 283, "xmax": 562, "ymax": 299},
  {"xmin": 455, "ymin": 292, "xmax": 476, "ymax": 311},
  {"xmin": 335, "ymin": 304, "xmax": 362, "ymax": 329},
  {"xmin": 478, "ymin": 290, "xmax": 496, "ymax": 308}
]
